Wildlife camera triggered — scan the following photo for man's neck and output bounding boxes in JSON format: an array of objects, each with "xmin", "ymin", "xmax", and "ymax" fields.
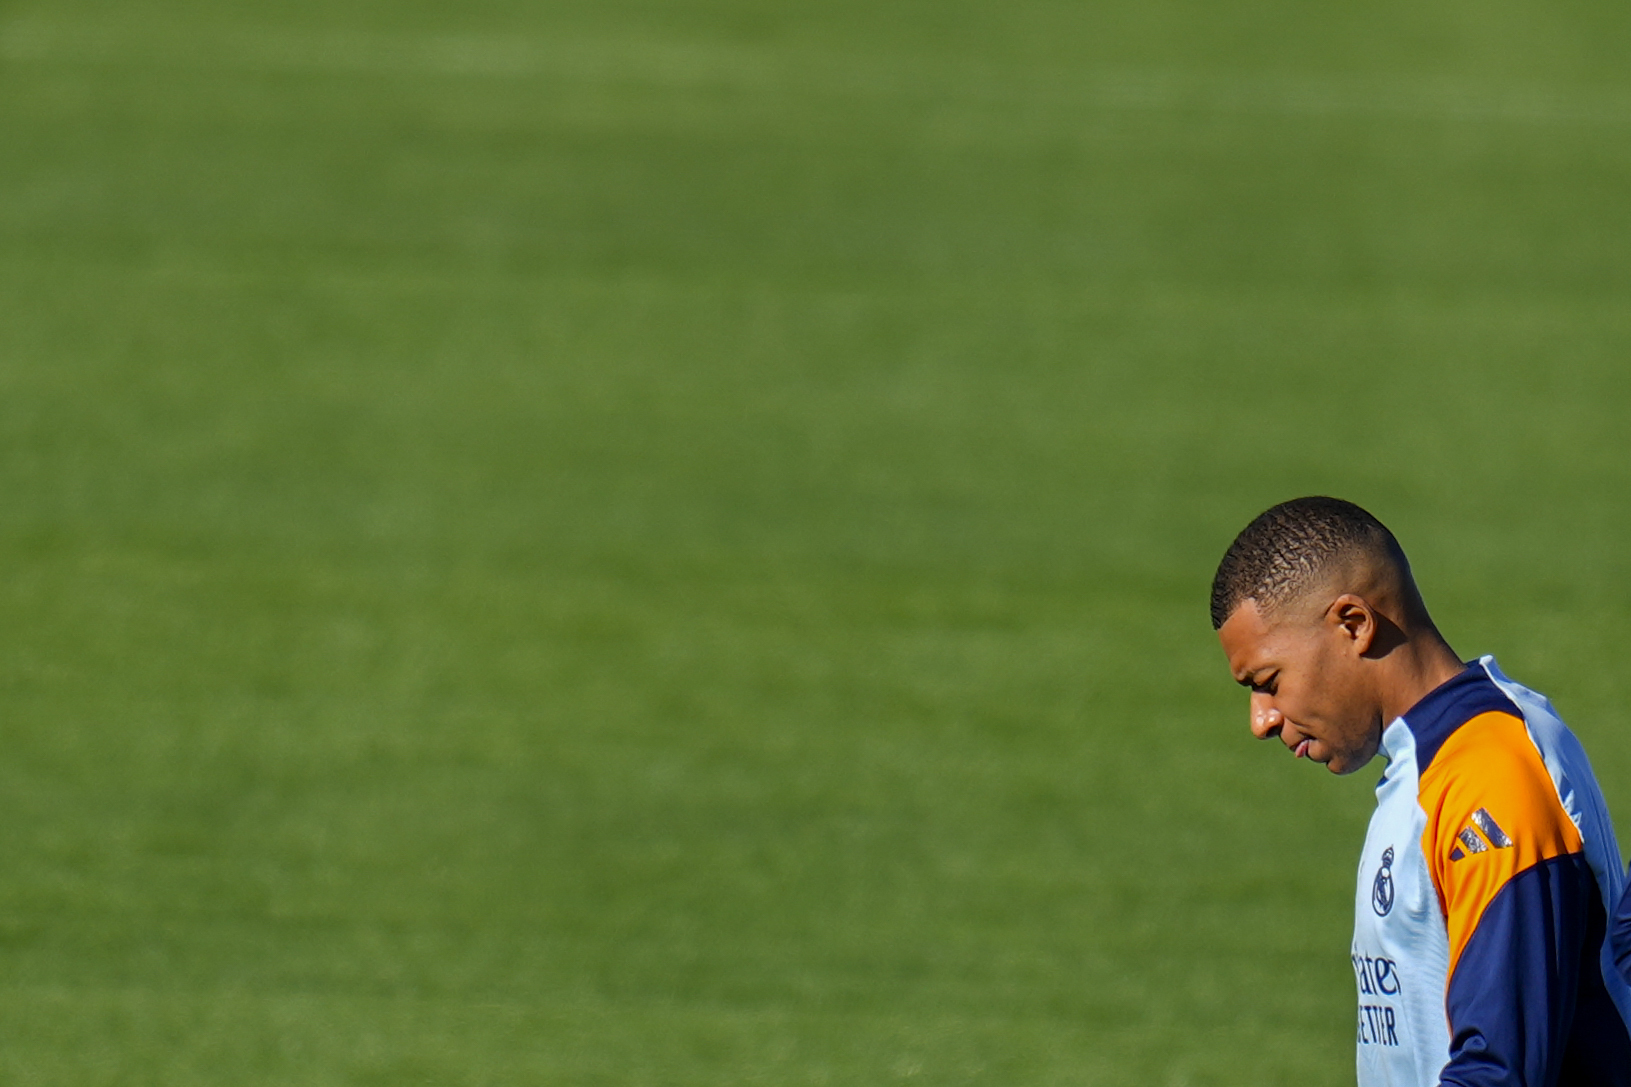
[{"xmin": 1377, "ymin": 631, "xmax": 1466, "ymax": 725}]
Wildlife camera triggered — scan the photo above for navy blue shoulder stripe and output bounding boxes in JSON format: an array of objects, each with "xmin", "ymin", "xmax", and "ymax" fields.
[{"xmin": 1403, "ymin": 662, "xmax": 1522, "ymax": 777}]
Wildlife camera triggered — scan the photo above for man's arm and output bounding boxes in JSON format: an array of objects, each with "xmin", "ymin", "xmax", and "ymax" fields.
[
  {"xmin": 1439, "ymin": 855, "xmax": 1594, "ymax": 1086},
  {"xmin": 1420, "ymin": 712, "xmax": 1592, "ymax": 1087},
  {"xmin": 1614, "ymin": 873, "xmax": 1631, "ymax": 987}
]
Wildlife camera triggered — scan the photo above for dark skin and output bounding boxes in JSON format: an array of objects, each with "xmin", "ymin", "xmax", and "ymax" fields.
[{"xmin": 1216, "ymin": 556, "xmax": 1465, "ymax": 775}]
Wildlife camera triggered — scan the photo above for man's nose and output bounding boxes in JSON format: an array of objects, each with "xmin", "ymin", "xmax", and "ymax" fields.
[{"xmin": 1249, "ymin": 693, "xmax": 1283, "ymax": 740}]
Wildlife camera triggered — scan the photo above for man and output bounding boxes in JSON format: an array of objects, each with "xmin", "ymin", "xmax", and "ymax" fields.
[{"xmin": 1212, "ymin": 497, "xmax": 1631, "ymax": 1086}]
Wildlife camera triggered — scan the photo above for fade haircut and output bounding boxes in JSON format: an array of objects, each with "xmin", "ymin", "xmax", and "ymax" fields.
[{"xmin": 1210, "ymin": 497, "xmax": 1405, "ymax": 630}]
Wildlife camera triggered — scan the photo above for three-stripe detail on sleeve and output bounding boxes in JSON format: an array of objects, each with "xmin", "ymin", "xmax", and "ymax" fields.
[{"xmin": 1451, "ymin": 809, "xmax": 1513, "ymax": 860}]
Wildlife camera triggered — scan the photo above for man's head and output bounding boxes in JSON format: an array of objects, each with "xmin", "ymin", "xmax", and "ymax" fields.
[{"xmin": 1212, "ymin": 497, "xmax": 1449, "ymax": 775}]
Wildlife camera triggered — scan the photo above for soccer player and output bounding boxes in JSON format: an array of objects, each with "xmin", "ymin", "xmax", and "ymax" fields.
[{"xmin": 1211, "ymin": 497, "xmax": 1631, "ymax": 1086}]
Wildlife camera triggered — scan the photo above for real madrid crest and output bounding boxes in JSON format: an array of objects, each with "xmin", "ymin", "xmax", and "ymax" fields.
[{"xmin": 1371, "ymin": 846, "xmax": 1396, "ymax": 916}]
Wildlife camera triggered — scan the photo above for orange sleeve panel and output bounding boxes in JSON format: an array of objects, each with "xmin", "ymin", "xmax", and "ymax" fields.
[{"xmin": 1416, "ymin": 711, "xmax": 1583, "ymax": 977}]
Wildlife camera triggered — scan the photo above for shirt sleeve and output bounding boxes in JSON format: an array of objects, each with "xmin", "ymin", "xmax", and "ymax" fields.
[
  {"xmin": 1614, "ymin": 870, "xmax": 1631, "ymax": 987},
  {"xmin": 1418, "ymin": 712, "xmax": 1591, "ymax": 1087}
]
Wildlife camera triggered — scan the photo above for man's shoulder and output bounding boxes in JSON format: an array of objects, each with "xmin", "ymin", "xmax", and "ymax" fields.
[
  {"xmin": 1418, "ymin": 707, "xmax": 1581, "ymax": 881},
  {"xmin": 1420, "ymin": 709, "xmax": 1559, "ymax": 810}
]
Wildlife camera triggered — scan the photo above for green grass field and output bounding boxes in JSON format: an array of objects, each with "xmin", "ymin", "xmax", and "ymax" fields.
[{"xmin": 4, "ymin": 0, "xmax": 1631, "ymax": 1082}]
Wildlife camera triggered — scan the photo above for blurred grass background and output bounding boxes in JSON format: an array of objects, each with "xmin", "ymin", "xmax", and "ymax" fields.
[{"xmin": 3, "ymin": 0, "xmax": 1631, "ymax": 1083}]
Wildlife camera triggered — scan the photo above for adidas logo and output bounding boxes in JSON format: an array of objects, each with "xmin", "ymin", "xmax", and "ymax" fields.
[{"xmin": 1449, "ymin": 808, "xmax": 1512, "ymax": 861}]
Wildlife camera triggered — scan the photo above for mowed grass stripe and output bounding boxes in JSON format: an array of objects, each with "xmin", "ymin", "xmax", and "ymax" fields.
[
  {"xmin": 0, "ymin": 983, "xmax": 1349, "ymax": 1086},
  {"xmin": 7, "ymin": 18, "xmax": 1631, "ymax": 128}
]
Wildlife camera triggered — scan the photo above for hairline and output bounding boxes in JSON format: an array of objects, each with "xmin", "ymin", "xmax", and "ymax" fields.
[{"xmin": 1224, "ymin": 559, "xmax": 1370, "ymax": 632}]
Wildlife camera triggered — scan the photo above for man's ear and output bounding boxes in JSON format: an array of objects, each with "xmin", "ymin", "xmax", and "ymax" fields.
[{"xmin": 1328, "ymin": 594, "xmax": 1377, "ymax": 654}]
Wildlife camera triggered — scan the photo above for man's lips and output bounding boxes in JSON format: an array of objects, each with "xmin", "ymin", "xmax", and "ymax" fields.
[{"xmin": 1294, "ymin": 738, "xmax": 1312, "ymax": 759}]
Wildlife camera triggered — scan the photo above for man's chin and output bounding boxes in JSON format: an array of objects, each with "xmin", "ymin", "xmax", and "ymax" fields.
[{"xmin": 1324, "ymin": 750, "xmax": 1376, "ymax": 776}]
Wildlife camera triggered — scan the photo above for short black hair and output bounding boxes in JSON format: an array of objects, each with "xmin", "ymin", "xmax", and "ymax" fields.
[{"xmin": 1209, "ymin": 497, "xmax": 1403, "ymax": 630}]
